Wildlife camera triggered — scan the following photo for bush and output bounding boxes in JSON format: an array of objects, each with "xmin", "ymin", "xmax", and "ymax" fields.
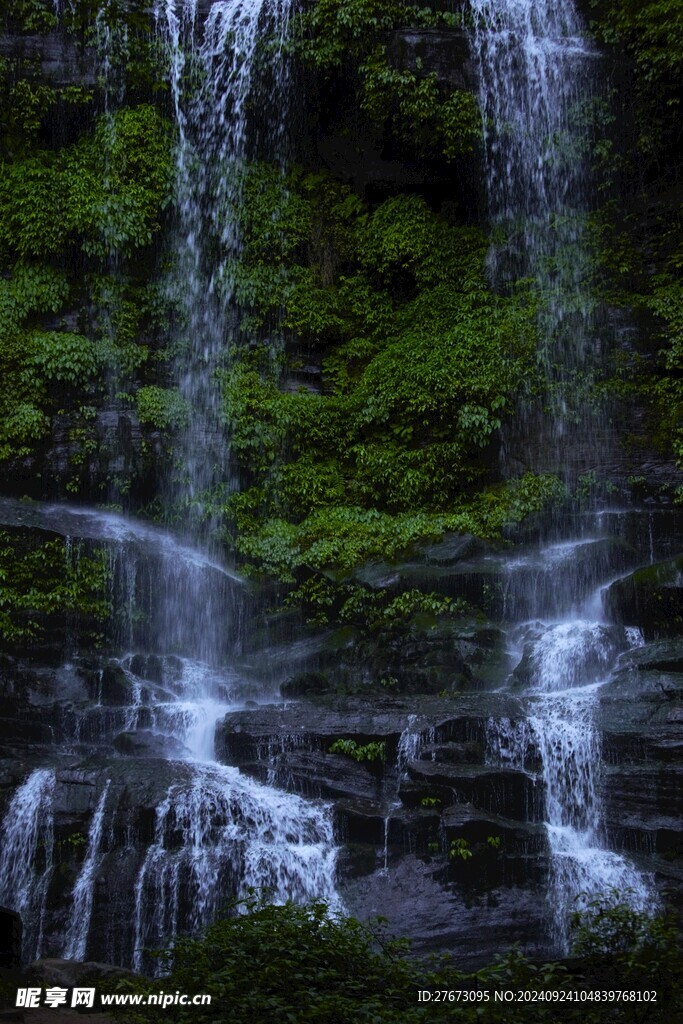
[{"xmin": 117, "ymin": 896, "xmax": 681, "ymax": 1024}]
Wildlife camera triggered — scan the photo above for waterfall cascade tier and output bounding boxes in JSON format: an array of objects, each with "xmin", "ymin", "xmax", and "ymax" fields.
[
  {"xmin": 0, "ymin": 498, "xmax": 339, "ymax": 966},
  {"xmin": 466, "ymin": 0, "xmax": 658, "ymax": 949},
  {"xmin": 469, "ymin": 0, "xmax": 610, "ymax": 479},
  {"xmin": 156, "ymin": 0, "xmax": 292, "ymax": 531},
  {"xmin": 0, "ymin": 511, "xmax": 677, "ymax": 964}
]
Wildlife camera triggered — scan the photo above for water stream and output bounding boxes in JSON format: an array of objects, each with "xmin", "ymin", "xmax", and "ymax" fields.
[
  {"xmin": 469, "ymin": 0, "xmax": 603, "ymax": 476},
  {"xmin": 0, "ymin": 0, "xmax": 340, "ymax": 968},
  {"xmin": 155, "ymin": 0, "xmax": 292, "ymax": 531},
  {"xmin": 0, "ymin": 0, "xmax": 666, "ymax": 971},
  {"xmin": 469, "ymin": 0, "xmax": 654, "ymax": 949}
]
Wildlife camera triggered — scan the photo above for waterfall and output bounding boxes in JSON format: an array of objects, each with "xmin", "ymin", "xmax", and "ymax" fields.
[
  {"xmin": 155, "ymin": 0, "xmax": 292, "ymax": 529},
  {"xmin": 469, "ymin": 0, "xmax": 602, "ymax": 475},
  {"xmin": 470, "ymin": 0, "xmax": 653, "ymax": 951},
  {"xmin": 525, "ymin": 626, "xmax": 653, "ymax": 948},
  {"xmin": 63, "ymin": 781, "xmax": 111, "ymax": 961},
  {"xmin": 0, "ymin": 769, "xmax": 55, "ymax": 962},
  {"xmin": 0, "ymin": 4, "xmax": 337, "ymax": 964},
  {"xmin": 132, "ymin": 763, "xmax": 338, "ymax": 974}
]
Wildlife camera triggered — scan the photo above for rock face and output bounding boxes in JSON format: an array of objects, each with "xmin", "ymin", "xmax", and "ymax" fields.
[
  {"xmin": 0, "ymin": 32, "xmax": 96, "ymax": 86},
  {"xmin": 597, "ymin": 640, "xmax": 683, "ymax": 889},
  {"xmin": 216, "ymin": 692, "xmax": 550, "ymax": 966},
  {"xmin": 0, "ymin": 906, "xmax": 22, "ymax": 970},
  {"xmin": 387, "ymin": 28, "xmax": 478, "ymax": 92},
  {"xmin": 214, "ymin": 693, "xmax": 546, "ymax": 963},
  {"xmin": 603, "ymin": 556, "xmax": 683, "ymax": 639}
]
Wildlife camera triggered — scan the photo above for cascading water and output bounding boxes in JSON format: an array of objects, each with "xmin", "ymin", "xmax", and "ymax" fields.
[
  {"xmin": 470, "ymin": 0, "xmax": 655, "ymax": 949},
  {"xmin": 63, "ymin": 782, "xmax": 111, "ymax": 961},
  {"xmin": 0, "ymin": 0, "xmax": 339, "ymax": 968},
  {"xmin": 0, "ymin": 503, "xmax": 339, "ymax": 965},
  {"xmin": 0, "ymin": 769, "xmax": 55, "ymax": 961},
  {"xmin": 155, "ymin": 0, "xmax": 292, "ymax": 530},
  {"xmin": 523, "ymin": 623, "xmax": 652, "ymax": 948},
  {"xmin": 133, "ymin": 764, "xmax": 338, "ymax": 974},
  {"xmin": 469, "ymin": 0, "xmax": 603, "ymax": 476}
]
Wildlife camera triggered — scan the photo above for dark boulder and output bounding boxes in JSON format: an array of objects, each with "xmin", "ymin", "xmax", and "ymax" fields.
[
  {"xmin": 27, "ymin": 958, "xmax": 140, "ymax": 987},
  {"xmin": 603, "ymin": 555, "xmax": 683, "ymax": 639}
]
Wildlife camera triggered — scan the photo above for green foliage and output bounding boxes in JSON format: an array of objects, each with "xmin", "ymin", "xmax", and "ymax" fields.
[
  {"xmin": 297, "ymin": 1, "xmax": 479, "ymax": 161},
  {"xmin": 219, "ymin": 167, "xmax": 553, "ymax": 583},
  {"xmin": 297, "ymin": 0, "xmax": 428, "ymax": 71},
  {"xmin": 135, "ymin": 386, "xmax": 189, "ymax": 431},
  {"xmin": 589, "ymin": 1, "xmax": 683, "ymax": 85},
  {"xmin": 0, "ymin": 531, "xmax": 110, "ymax": 643},
  {"xmin": 360, "ymin": 47, "xmax": 480, "ymax": 160},
  {"xmin": 1, "ymin": 0, "xmax": 56, "ymax": 33},
  {"xmin": 328, "ymin": 738, "xmax": 386, "ymax": 762},
  {"xmin": 0, "ymin": 105, "xmax": 173, "ymax": 259},
  {"xmin": 571, "ymin": 889, "xmax": 676, "ymax": 958},
  {"xmin": 0, "ymin": 263, "xmax": 94, "ymax": 459},
  {"xmin": 235, "ymin": 476, "xmax": 564, "ymax": 581},
  {"xmin": 0, "ymin": 100, "xmax": 173, "ymax": 466},
  {"xmin": 30, "ymin": 332, "xmax": 98, "ymax": 385},
  {"xmin": 570, "ymin": 891, "xmax": 681, "ymax": 1013},
  {"xmin": 119, "ymin": 897, "xmax": 681, "ymax": 1023},
  {"xmin": 486, "ymin": 835, "xmax": 502, "ymax": 849},
  {"xmin": 448, "ymin": 838, "xmax": 472, "ymax": 861},
  {"xmin": 63, "ymin": 831, "xmax": 87, "ymax": 849}
]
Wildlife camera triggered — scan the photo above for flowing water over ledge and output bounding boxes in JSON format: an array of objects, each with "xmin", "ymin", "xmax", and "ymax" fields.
[
  {"xmin": 0, "ymin": 497, "xmax": 340, "ymax": 967},
  {"xmin": 1, "ymin": 0, "xmax": 679, "ymax": 974}
]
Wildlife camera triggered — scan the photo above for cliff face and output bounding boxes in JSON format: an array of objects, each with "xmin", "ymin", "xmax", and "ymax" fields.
[{"xmin": 0, "ymin": 0, "xmax": 681, "ymax": 974}]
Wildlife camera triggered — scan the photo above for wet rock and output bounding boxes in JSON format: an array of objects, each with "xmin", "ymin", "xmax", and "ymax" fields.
[
  {"xmin": 340, "ymin": 854, "xmax": 549, "ymax": 968},
  {"xmin": 359, "ymin": 537, "xmax": 639, "ymax": 621},
  {"xmin": 27, "ymin": 958, "xmax": 139, "ymax": 988},
  {"xmin": 96, "ymin": 666, "xmax": 134, "ymax": 706},
  {"xmin": 603, "ymin": 555, "xmax": 683, "ymax": 639},
  {"xmin": 423, "ymin": 741, "xmax": 484, "ymax": 764},
  {"xmin": 112, "ymin": 730, "xmax": 187, "ymax": 759},
  {"xmin": 402, "ymin": 762, "xmax": 542, "ymax": 822},
  {"xmin": 127, "ymin": 654, "xmax": 164, "ymax": 684},
  {"xmin": 216, "ymin": 693, "xmax": 525, "ymax": 768},
  {"xmin": 616, "ymin": 637, "xmax": 683, "ymax": 674},
  {"xmin": 315, "ymin": 616, "xmax": 509, "ymax": 695},
  {"xmin": 280, "ymin": 671, "xmax": 330, "ymax": 699},
  {"xmin": 0, "ymin": 34, "xmax": 97, "ymax": 87},
  {"xmin": 0, "ymin": 718, "xmax": 54, "ymax": 745},
  {"xmin": 413, "ymin": 532, "xmax": 496, "ymax": 567},
  {"xmin": 387, "ymin": 28, "xmax": 478, "ymax": 92},
  {"xmin": 0, "ymin": 907, "xmax": 22, "ymax": 970}
]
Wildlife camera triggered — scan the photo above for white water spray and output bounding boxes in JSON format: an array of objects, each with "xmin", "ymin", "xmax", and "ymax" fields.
[{"xmin": 0, "ymin": 769, "xmax": 56, "ymax": 961}]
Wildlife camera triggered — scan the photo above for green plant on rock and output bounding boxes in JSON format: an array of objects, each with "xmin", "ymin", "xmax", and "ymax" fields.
[
  {"xmin": 329, "ymin": 738, "xmax": 386, "ymax": 762},
  {"xmin": 1, "ymin": 0, "xmax": 56, "ymax": 33},
  {"xmin": 0, "ymin": 104, "xmax": 173, "ymax": 259},
  {"xmin": 135, "ymin": 386, "xmax": 189, "ymax": 432},
  {"xmin": 360, "ymin": 46, "xmax": 480, "ymax": 160},
  {"xmin": 0, "ymin": 531, "xmax": 111, "ymax": 643},
  {"xmin": 448, "ymin": 838, "xmax": 472, "ymax": 861},
  {"xmin": 297, "ymin": 1, "xmax": 479, "ymax": 161},
  {"xmin": 217, "ymin": 169, "xmax": 563, "ymax": 587}
]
